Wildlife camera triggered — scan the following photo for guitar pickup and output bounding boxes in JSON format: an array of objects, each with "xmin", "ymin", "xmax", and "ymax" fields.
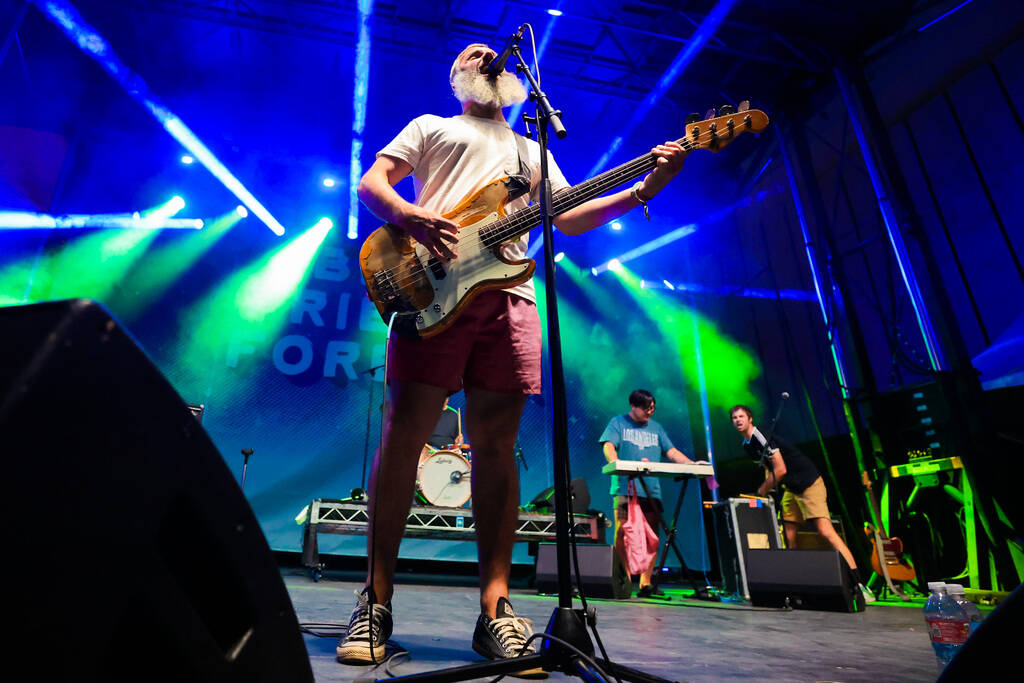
[
  {"xmin": 372, "ymin": 271, "xmax": 399, "ymax": 302},
  {"xmin": 427, "ymin": 256, "xmax": 447, "ymax": 281}
]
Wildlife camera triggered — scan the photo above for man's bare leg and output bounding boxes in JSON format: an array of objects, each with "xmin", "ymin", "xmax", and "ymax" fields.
[
  {"xmin": 813, "ymin": 516, "xmax": 858, "ymax": 572},
  {"xmin": 783, "ymin": 520, "xmax": 799, "ymax": 550},
  {"xmin": 365, "ymin": 379, "xmax": 449, "ymax": 602},
  {"xmin": 465, "ymin": 387, "xmax": 528, "ymax": 618}
]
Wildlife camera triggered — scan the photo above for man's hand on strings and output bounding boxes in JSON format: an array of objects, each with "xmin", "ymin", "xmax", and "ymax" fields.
[
  {"xmin": 638, "ymin": 141, "xmax": 688, "ymax": 199},
  {"xmin": 398, "ymin": 205, "xmax": 460, "ymax": 260}
]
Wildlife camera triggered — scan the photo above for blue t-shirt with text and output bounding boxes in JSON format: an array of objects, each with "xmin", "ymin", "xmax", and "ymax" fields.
[{"xmin": 599, "ymin": 414, "xmax": 674, "ymax": 500}]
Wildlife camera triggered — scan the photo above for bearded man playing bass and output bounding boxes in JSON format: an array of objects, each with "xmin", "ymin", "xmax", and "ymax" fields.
[{"xmin": 338, "ymin": 42, "xmax": 687, "ymax": 674}]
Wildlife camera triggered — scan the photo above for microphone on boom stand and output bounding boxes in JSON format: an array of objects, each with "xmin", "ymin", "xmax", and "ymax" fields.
[{"xmin": 482, "ymin": 24, "xmax": 526, "ymax": 78}]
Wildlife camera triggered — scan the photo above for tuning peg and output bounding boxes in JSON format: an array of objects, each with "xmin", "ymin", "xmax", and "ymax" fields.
[
  {"xmin": 685, "ymin": 112, "xmax": 700, "ymax": 124},
  {"xmin": 718, "ymin": 104, "xmax": 736, "ymax": 115},
  {"xmin": 704, "ymin": 108, "xmax": 716, "ymax": 120},
  {"xmin": 738, "ymin": 100, "xmax": 750, "ymax": 112}
]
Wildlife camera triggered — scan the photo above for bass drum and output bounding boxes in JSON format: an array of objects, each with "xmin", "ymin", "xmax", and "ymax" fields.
[{"xmin": 416, "ymin": 449, "xmax": 472, "ymax": 507}]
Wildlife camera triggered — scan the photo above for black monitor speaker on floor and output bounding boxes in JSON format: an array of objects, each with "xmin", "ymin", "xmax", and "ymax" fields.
[
  {"xmin": 746, "ymin": 549, "xmax": 862, "ymax": 612},
  {"xmin": 0, "ymin": 300, "xmax": 312, "ymax": 682},
  {"xmin": 535, "ymin": 543, "xmax": 632, "ymax": 599}
]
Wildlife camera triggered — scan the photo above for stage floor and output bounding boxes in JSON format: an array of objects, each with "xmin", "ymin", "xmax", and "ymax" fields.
[{"xmin": 282, "ymin": 569, "xmax": 941, "ymax": 682}]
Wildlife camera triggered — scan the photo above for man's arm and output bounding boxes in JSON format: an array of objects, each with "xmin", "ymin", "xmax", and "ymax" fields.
[
  {"xmin": 602, "ymin": 441, "xmax": 619, "ymax": 463},
  {"xmin": 664, "ymin": 447, "xmax": 693, "ymax": 464},
  {"xmin": 554, "ymin": 142, "xmax": 687, "ymax": 236},
  {"xmin": 357, "ymin": 155, "xmax": 460, "ymax": 260},
  {"xmin": 756, "ymin": 448, "xmax": 787, "ymax": 497}
]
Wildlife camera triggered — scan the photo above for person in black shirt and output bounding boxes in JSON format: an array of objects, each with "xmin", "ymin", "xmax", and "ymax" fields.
[
  {"xmin": 426, "ymin": 397, "xmax": 464, "ymax": 450},
  {"xmin": 730, "ymin": 404, "xmax": 874, "ymax": 603}
]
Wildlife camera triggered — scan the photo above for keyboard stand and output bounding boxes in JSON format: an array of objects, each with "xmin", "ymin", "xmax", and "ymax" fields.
[{"xmin": 632, "ymin": 473, "xmax": 714, "ymax": 601}]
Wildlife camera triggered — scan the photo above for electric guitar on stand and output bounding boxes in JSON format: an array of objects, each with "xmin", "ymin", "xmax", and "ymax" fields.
[
  {"xmin": 360, "ymin": 104, "xmax": 770, "ymax": 337},
  {"xmin": 862, "ymin": 471, "xmax": 915, "ymax": 599}
]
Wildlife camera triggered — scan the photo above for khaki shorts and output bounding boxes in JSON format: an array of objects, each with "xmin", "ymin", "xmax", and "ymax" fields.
[{"xmin": 780, "ymin": 476, "xmax": 830, "ymax": 523}]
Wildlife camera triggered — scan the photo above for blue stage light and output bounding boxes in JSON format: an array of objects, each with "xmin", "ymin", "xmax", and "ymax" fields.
[
  {"xmin": 322, "ymin": 177, "xmax": 337, "ymax": 188},
  {"xmin": 591, "ymin": 223, "xmax": 697, "ymax": 275},
  {"xmin": 611, "ymin": 221, "xmax": 622, "ymax": 231},
  {"xmin": 38, "ymin": 0, "xmax": 285, "ymax": 235},
  {"xmin": 663, "ymin": 280, "xmax": 675, "ymax": 290},
  {"xmin": 0, "ymin": 211, "xmax": 203, "ymax": 229},
  {"xmin": 347, "ymin": 0, "xmax": 374, "ymax": 240},
  {"xmin": 180, "ymin": 154, "xmax": 194, "ymax": 164},
  {"xmin": 316, "ymin": 217, "xmax": 334, "ymax": 230},
  {"xmin": 586, "ymin": 0, "xmax": 738, "ymax": 177},
  {"xmin": 554, "ymin": 251, "xmax": 565, "ymax": 262},
  {"xmin": 236, "ymin": 205, "xmax": 249, "ymax": 218},
  {"xmin": 918, "ymin": 0, "xmax": 974, "ymax": 31},
  {"xmin": 507, "ymin": 2, "xmax": 563, "ymax": 130}
]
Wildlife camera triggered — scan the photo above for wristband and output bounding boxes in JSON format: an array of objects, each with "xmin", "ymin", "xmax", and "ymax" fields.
[{"xmin": 631, "ymin": 182, "xmax": 651, "ymax": 220}]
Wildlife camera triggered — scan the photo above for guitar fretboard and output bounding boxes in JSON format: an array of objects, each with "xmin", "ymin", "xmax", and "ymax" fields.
[{"xmin": 479, "ymin": 136, "xmax": 693, "ymax": 248}]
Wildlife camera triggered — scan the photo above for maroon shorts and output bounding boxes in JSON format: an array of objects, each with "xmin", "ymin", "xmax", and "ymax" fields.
[{"xmin": 387, "ymin": 290, "xmax": 542, "ymax": 394}]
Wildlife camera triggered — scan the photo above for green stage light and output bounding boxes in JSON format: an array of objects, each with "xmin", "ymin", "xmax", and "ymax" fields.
[
  {"xmin": 610, "ymin": 264, "xmax": 759, "ymax": 413},
  {"xmin": 112, "ymin": 209, "xmax": 244, "ymax": 321},
  {"xmin": 176, "ymin": 217, "xmax": 334, "ymax": 386},
  {"xmin": 0, "ymin": 229, "xmax": 160, "ymax": 306}
]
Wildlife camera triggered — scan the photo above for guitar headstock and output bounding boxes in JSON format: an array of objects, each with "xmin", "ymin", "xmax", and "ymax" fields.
[{"xmin": 681, "ymin": 102, "xmax": 770, "ymax": 154}]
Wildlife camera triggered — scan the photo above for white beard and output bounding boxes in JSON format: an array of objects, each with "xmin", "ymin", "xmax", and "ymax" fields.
[{"xmin": 451, "ymin": 68, "xmax": 527, "ymax": 109}]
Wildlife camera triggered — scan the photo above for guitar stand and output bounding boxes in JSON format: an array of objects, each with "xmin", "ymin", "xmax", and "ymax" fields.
[{"xmin": 633, "ymin": 474, "xmax": 715, "ymax": 601}]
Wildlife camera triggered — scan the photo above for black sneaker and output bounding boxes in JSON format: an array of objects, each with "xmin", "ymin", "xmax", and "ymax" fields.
[
  {"xmin": 336, "ymin": 587, "xmax": 393, "ymax": 664},
  {"xmin": 471, "ymin": 597, "xmax": 547, "ymax": 679}
]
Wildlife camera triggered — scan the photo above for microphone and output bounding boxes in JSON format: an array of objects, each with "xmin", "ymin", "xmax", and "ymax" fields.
[{"xmin": 484, "ymin": 25, "xmax": 526, "ymax": 79}]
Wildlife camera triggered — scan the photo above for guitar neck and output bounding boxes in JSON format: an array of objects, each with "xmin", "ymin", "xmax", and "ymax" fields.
[
  {"xmin": 477, "ymin": 108, "xmax": 770, "ymax": 248},
  {"xmin": 479, "ymin": 143, "xmax": 674, "ymax": 248}
]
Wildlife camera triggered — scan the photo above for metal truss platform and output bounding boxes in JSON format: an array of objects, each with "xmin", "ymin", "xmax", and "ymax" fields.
[{"xmin": 300, "ymin": 498, "xmax": 607, "ymax": 579}]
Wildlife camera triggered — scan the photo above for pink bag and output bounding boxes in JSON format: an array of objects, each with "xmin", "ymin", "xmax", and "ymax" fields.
[{"xmin": 621, "ymin": 482, "xmax": 660, "ymax": 575}]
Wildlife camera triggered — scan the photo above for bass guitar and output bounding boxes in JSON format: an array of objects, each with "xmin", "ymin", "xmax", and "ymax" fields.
[
  {"xmin": 360, "ymin": 104, "xmax": 770, "ymax": 337},
  {"xmin": 862, "ymin": 471, "xmax": 916, "ymax": 597}
]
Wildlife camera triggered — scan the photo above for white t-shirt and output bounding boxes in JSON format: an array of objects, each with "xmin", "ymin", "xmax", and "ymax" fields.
[{"xmin": 377, "ymin": 113, "xmax": 570, "ymax": 303}]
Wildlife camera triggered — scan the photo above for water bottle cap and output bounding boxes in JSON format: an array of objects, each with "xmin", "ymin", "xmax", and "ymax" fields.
[{"xmin": 927, "ymin": 581, "xmax": 946, "ymax": 591}]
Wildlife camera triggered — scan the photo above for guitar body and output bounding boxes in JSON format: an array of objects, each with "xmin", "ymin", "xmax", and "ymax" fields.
[
  {"xmin": 865, "ymin": 523, "xmax": 917, "ymax": 582},
  {"xmin": 359, "ymin": 178, "xmax": 535, "ymax": 338}
]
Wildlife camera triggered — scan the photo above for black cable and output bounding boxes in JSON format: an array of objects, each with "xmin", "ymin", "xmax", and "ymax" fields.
[{"xmin": 486, "ymin": 632, "xmax": 614, "ymax": 683}]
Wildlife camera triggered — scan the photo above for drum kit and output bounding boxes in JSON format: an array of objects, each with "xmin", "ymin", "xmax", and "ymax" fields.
[{"xmin": 415, "ymin": 442, "xmax": 472, "ymax": 507}]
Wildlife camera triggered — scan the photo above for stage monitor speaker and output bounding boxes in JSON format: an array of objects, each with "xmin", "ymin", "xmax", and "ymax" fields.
[
  {"xmin": 0, "ymin": 300, "xmax": 312, "ymax": 682},
  {"xmin": 528, "ymin": 477, "xmax": 591, "ymax": 514},
  {"xmin": 535, "ymin": 543, "xmax": 631, "ymax": 599},
  {"xmin": 746, "ymin": 549, "xmax": 861, "ymax": 612},
  {"xmin": 712, "ymin": 497, "xmax": 782, "ymax": 600}
]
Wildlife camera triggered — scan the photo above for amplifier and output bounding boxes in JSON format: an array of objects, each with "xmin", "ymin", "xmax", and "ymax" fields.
[{"xmin": 712, "ymin": 497, "xmax": 782, "ymax": 600}]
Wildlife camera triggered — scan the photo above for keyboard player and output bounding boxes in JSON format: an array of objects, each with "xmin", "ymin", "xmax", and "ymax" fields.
[{"xmin": 599, "ymin": 389, "xmax": 693, "ymax": 598}]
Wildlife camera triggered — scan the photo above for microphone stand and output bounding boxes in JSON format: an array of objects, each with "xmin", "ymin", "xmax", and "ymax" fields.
[
  {"xmin": 240, "ymin": 448, "xmax": 254, "ymax": 490},
  {"xmin": 360, "ymin": 363, "xmax": 385, "ymax": 499},
  {"xmin": 370, "ymin": 36, "xmax": 674, "ymax": 683},
  {"xmin": 758, "ymin": 394, "xmax": 790, "ymax": 491}
]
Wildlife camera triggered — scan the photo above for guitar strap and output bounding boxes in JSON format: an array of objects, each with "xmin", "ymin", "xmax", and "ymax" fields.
[{"xmin": 504, "ymin": 130, "xmax": 532, "ymax": 201}]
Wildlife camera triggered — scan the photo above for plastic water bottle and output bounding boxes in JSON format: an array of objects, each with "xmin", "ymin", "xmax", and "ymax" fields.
[
  {"xmin": 946, "ymin": 583, "xmax": 983, "ymax": 634},
  {"xmin": 924, "ymin": 582, "xmax": 970, "ymax": 671}
]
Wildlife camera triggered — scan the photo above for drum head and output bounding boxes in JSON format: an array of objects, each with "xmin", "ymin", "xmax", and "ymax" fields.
[{"xmin": 416, "ymin": 449, "xmax": 471, "ymax": 507}]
